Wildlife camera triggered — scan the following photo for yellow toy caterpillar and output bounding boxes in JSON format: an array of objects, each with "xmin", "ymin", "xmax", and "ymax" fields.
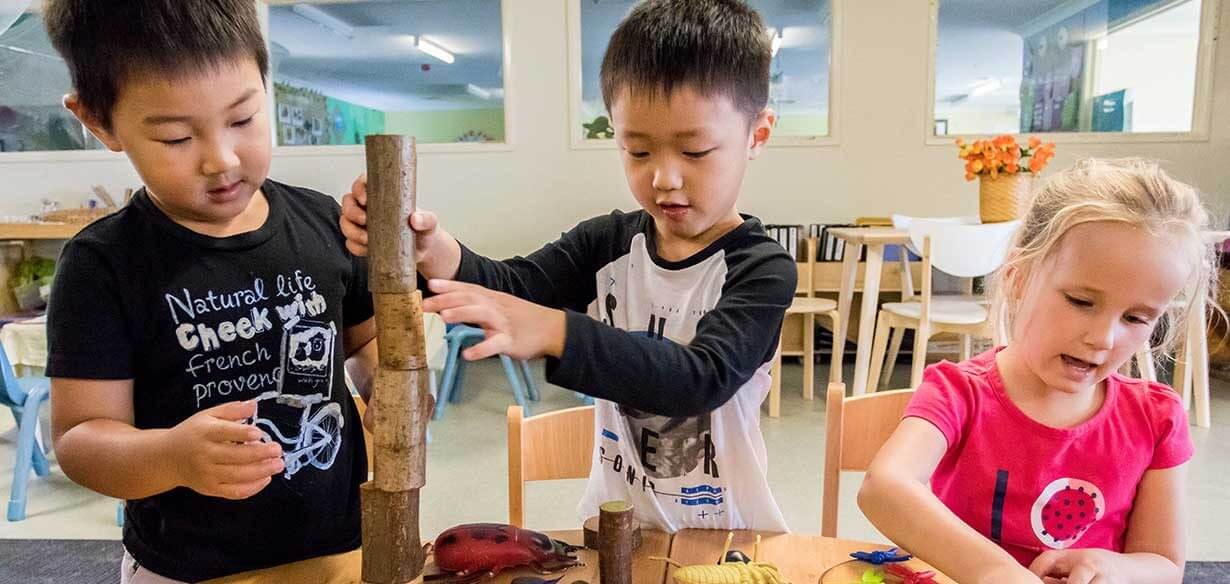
[{"xmin": 654, "ymin": 533, "xmax": 790, "ymax": 584}]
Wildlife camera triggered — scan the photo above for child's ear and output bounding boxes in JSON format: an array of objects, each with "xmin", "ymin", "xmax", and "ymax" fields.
[
  {"xmin": 747, "ymin": 108, "xmax": 776, "ymax": 160},
  {"xmin": 63, "ymin": 93, "xmax": 123, "ymax": 152}
]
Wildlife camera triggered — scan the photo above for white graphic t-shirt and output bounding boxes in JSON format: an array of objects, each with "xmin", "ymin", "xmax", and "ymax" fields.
[{"xmin": 454, "ymin": 210, "xmax": 794, "ymax": 532}]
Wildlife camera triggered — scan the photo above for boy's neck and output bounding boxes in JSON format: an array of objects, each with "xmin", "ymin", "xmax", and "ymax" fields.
[
  {"xmin": 147, "ymin": 188, "xmax": 270, "ymax": 238},
  {"xmin": 652, "ymin": 211, "xmax": 744, "ymax": 263}
]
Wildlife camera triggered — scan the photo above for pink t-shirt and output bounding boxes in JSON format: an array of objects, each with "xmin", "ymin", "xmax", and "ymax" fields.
[{"xmin": 904, "ymin": 348, "xmax": 1193, "ymax": 566}]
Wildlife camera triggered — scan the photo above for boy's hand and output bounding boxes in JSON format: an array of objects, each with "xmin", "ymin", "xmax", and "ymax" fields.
[
  {"xmin": 977, "ymin": 564, "xmax": 1044, "ymax": 584},
  {"xmin": 1030, "ymin": 549, "xmax": 1123, "ymax": 584},
  {"xmin": 167, "ymin": 400, "xmax": 284, "ymax": 500},
  {"xmin": 340, "ymin": 175, "xmax": 460, "ymax": 281},
  {"xmin": 422, "ymin": 279, "xmax": 567, "ymax": 360}
]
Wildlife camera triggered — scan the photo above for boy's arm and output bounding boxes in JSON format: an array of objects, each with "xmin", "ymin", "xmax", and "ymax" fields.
[
  {"xmin": 428, "ymin": 251, "xmax": 793, "ymax": 417},
  {"xmin": 858, "ymin": 418, "xmax": 1041, "ymax": 584},
  {"xmin": 342, "ymin": 317, "xmax": 378, "ymax": 403},
  {"xmin": 1028, "ymin": 465, "xmax": 1186, "ymax": 584},
  {"xmin": 51, "ymin": 378, "xmax": 281, "ymax": 500},
  {"xmin": 544, "ymin": 264, "xmax": 784, "ymax": 416}
]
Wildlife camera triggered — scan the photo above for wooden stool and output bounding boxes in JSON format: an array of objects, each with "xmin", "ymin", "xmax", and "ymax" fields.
[{"xmin": 769, "ymin": 297, "xmax": 840, "ymax": 418}]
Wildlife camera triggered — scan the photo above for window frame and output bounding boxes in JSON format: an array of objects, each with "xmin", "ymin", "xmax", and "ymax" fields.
[
  {"xmin": 0, "ymin": 0, "xmax": 516, "ymax": 163},
  {"xmin": 923, "ymin": 0, "xmax": 1220, "ymax": 145},
  {"xmin": 565, "ymin": 0, "xmax": 843, "ymax": 150}
]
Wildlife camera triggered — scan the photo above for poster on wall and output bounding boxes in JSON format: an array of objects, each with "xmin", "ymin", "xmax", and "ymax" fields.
[
  {"xmin": 1020, "ymin": 8, "xmax": 1099, "ymax": 132},
  {"xmin": 273, "ymin": 83, "xmax": 385, "ymax": 146}
]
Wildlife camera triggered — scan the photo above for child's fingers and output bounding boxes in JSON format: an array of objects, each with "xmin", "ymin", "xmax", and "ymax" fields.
[
  {"xmin": 213, "ymin": 476, "xmax": 274, "ymax": 500},
  {"xmin": 1028, "ymin": 550, "xmax": 1068, "ymax": 578},
  {"xmin": 437, "ymin": 305, "xmax": 505, "ymax": 332},
  {"xmin": 422, "ymin": 290, "xmax": 491, "ymax": 315},
  {"xmin": 207, "ymin": 419, "xmax": 264, "ymax": 444},
  {"xmin": 202, "ymin": 399, "xmax": 258, "ymax": 422},
  {"xmin": 426, "ymin": 278, "xmax": 489, "ymax": 295},
  {"xmin": 350, "ymin": 173, "xmax": 367, "ymax": 206},
  {"xmin": 463, "ymin": 333, "xmax": 512, "ymax": 361},
  {"xmin": 214, "ymin": 457, "xmax": 285, "ymax": 485},
  {"xmin": 341, "ymin": 192, "xmax": 367, "ymax": 227},
  {"xmin": 409, "ymin": 210, "xmax": 437, "ymax": 233},
  {"xmin": 340, "ymin": 213, "xmax": 369, "ymax": 246},
  {"xmin": 209, "ymin": 440, "xmax": 282, "ymax": 465}
]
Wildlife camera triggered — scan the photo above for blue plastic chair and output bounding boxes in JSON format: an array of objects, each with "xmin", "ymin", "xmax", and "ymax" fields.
[
  {"xmin": 433, "ymin": 324, "xmax": 540, "ymax": 420},
  {"xmin": 0, "ymin": 344, "xmax": 51, "ymax": 521}
]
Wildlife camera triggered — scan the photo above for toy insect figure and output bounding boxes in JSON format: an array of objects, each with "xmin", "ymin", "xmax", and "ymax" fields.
[
  {"xmin": 653, "ymin": 533, "xmax": 791, "ymax": 584},
  {"xmin": 884, "ymin": 564, "xmax": 937, "ymax": 584},
  {"xmin": 849, "ymin": 547, "xmax": 911, "ymax": 565},
  {"xmin": 425, "ymin": 523, "xmax": 582, "ymax": 583}
]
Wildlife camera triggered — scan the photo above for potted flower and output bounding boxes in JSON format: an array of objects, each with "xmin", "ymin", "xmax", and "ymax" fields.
[{"xmin": 957, "ymin": 135, "xmax": 1056, "ymax": 223}]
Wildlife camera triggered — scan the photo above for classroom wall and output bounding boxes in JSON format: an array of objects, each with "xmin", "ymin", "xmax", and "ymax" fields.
[
  {"xmin": 1, "ymin": 0, "xmax": 1227, "ymax": 257},
  {"xmin": 383, "ymin": 108, "xmax": 506, "ymax": 144}
]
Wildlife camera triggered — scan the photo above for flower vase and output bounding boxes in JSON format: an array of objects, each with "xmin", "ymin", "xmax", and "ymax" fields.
[{"xmin": 978, "ymin": 173, "xmax": 1034, "ymax": 223}]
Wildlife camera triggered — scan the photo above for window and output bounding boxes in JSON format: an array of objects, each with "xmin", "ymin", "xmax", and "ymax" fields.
[
  {"xmin": 0, "ymin": 11, "xmax": 102, "ymax": 152},
  {"xmin": 931, "ymin": 0, "xmax": 1212, "ymax": 138},
  {"xmin": 268, "ymin": 0, "xmax": 508, "ymax": 147},
  {"xmin": 570, "ymin": 0, "xmax": 835, "ymax": 145}
]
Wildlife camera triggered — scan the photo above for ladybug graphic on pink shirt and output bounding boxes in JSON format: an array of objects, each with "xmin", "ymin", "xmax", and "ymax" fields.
[{"xmin": 1030, "ymin": 478, "xmax": 1105, "ymax": 548}]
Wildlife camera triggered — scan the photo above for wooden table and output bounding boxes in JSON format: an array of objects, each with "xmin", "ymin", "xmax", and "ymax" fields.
[
  {"xmin": 667, "ymin": 530, "xmax": 953, "ymax": 584},
  {"xmin": 827, "ymin": 228, "xmax": 910, "ymax": 396},
  {"xmin": 204, "ymin": 529, "xmax": 673, "ymax": 584}
]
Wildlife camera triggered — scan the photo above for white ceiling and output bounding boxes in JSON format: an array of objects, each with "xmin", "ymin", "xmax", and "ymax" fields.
[{"xmin": 269, "ymin": 0, "xmax": 505, "ymax": 111}]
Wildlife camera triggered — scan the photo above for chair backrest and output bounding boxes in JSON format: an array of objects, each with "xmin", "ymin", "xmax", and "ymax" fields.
[
  {"xmin": 507, "ymin": 405, "xmax": 595, "ymax": 527},
  {"xmin": 796, "ymin": 236, "xmax": 816, "ymax": 297},
  {"xmin": 821, "ymin": 382, "xmax": 915, "ymax": 537},
  {"xmin": 0, "ymin": 342, "xmax": 23, "ymax": 407},
  {"xmin": 906, "ymin": 219, "xmax": 1019, "ymax": 279}
]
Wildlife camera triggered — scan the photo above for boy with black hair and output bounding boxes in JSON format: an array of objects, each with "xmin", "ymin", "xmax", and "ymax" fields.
[
  {"xmin": 341, "ymin": 0, "xmax": 794, "ymax": 532},
  {"xmin": 43, "ymin": 1, "xmax": 376, "ymax": 581}
]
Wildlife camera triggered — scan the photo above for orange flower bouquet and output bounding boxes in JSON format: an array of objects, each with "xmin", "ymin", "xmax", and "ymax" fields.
[{"xmin": 956, "ymin": 135, "xmax": 1056, "ymax": 223}]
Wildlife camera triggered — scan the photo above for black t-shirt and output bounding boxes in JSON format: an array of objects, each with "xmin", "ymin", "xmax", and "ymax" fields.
[{"xmin": 46, "ymin": 180, "xmax": 374, "ymax": 582}]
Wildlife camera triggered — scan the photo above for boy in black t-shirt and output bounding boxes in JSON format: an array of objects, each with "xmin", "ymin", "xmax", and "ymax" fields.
[{"xmin": 42, "ymin": 1, "xmax": 377, "ymax": 581}]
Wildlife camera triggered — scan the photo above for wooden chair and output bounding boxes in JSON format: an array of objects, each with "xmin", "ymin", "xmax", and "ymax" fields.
[
  {"xmin": 769, "ymin": 237, "xmax": 842, "ymax": 417},
  {"xmin": 507, "ymin": 405, "xmax": 594, "ymax": 527},
  {"xmin": 867, "ymin": 218, "xmax": 1017, "ymax": 392},
  {"xmin": 821, "ymin": 382, "xmax": 915, "ymax": 537}
]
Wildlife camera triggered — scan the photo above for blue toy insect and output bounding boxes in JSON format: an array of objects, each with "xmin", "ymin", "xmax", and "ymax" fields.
[{"xmin": 849, "ymin": 547, "xmax": 911, "ymax": 565}]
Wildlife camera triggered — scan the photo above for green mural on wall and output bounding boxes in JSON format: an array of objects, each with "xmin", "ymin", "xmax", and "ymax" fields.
[{"xmin": 274, "ymin": 82, "xmax": 385, "ymax": 146}]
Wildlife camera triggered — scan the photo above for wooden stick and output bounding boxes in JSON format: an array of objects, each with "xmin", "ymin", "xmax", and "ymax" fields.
[
  {"xmin": 361, "ymin": 484, "xmax": 425, "ymax": 584},
  {"xmin": 363, "ymin": 135, "xmax": 427, "ymax": 584},
  {"xmin": 373, "ymin": 292, "xmax": 428, "ymax": 370},
  {"xmin": 598, "ymin": 500, "xmax": 634, "ymax": 584},
  {"xmin": 718, "ymin": 531, "xmax": 734, "ymax": 565},
  {"xmin": 370, "ymin": 368, "xmax": 431, "ymax": 491},
  {"xmin": 366, "ymin": 136, "xmax": 417, "ymax": 295}
]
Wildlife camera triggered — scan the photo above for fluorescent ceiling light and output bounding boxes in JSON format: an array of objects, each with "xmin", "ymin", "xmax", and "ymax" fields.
[
  {"xmin": 466, "ymin": 84, "xmax": 491, "ymax": 100},
  {"xmin": 417, "ymin": 36, "xmax": 455, "ymax": 64},
  {"xmin": 967, "ymin": 78, "xmax": 1002, "ymax": 98},
  {"xmin": 292, "ymin": 4, "xmax": 354, "ymax": 39},
  {"xmin": 767, "ymin": 27, "xmax": 782, "ymax": 57}
]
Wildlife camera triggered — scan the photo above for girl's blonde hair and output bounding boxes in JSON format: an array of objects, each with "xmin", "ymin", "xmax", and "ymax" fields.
[{"xmin": 990, "ymin": 158, "xmax": 1219, "ymax": 357}]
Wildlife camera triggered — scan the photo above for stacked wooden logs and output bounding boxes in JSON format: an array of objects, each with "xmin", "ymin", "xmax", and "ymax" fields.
[{"xmin": 362, "ymin": 135, "xmax": 431, "ymax": 584}]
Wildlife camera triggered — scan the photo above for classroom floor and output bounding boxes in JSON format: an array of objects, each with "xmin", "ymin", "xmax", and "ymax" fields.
[{"xmin": 1, "ymin": 358, "xmax": 1228, "ymax": 561}]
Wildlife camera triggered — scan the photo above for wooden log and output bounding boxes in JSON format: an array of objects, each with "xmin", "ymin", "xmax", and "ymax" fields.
[
  {"xmin": 598, "ymin": 500, "xmax": 634, "ymax": 584},
  {"xmin": 361, "ymin": 483, "xmax": 425, "ymax": 584},
  {"xmin": 370, "ymin": 367, "xmax": 431, "ymax": 491},
  {"xmin": 583, "ymin": 514, "xmax": 642, "ymax": 550},
  {"xmin": 365, "ymin": 135, "xmax": 417, "ymax": 295},
  {"xmin": 373, "ymin": 291, "xmax": 428, "ymax": 370}
]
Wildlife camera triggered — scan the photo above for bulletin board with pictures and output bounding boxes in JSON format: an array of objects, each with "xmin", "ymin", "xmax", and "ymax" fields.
[{"xmin": 273, "ymin": 82, "xmax": 385, "ymax": 146}]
